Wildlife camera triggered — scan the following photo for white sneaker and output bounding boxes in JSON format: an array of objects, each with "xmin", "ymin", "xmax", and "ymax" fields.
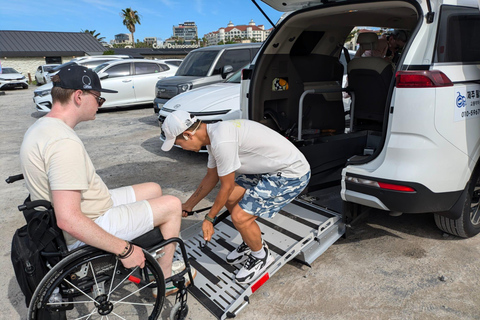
[
  {"xmin": 226, "ymin": 240, "xmax": 268, "ymax": 265},
  {"xmin": 226, "ymin": 241, "xmax": 251, "ymax": 265},
  {"xmin": 235, "ymin": 246, "xmax": 274, "ymax": 284}
]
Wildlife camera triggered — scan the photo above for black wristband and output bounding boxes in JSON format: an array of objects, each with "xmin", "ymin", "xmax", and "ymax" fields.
[{"xmin": 118, "ymin": 241, "xmax": 133, "ymax": 259}]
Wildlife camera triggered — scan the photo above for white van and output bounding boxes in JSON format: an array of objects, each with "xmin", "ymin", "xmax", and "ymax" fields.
[{"xmin": 241, "ymin": 0, "xmax": 480, "ymax": 238}]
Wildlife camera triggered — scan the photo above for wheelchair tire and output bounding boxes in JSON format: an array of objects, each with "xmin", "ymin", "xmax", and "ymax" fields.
[{"xmin": 28, "ymin": 246, "xmax": 165, "ymax": 319}]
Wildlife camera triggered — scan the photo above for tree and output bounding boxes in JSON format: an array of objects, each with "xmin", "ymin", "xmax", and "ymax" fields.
[
  {"xmin": 82, "ymin": 29, "xmax": 105, "ymax": 42},
  {"xmin": 120, "ymin": 8, "xmax": 141, "ymax": 48}
]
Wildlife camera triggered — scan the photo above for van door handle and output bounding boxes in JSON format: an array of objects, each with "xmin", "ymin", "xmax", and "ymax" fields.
[{"xmin": 122, "ymin": 79, "xmax": 132, "ymax": 83}]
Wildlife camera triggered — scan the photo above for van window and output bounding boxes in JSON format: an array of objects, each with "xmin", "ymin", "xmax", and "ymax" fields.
[
  {"xmin": 435, "ymin": 5, "xmax": 480, "ymax": 63},
  {"xmin": 213, "ymin": 49, "xmax": 251, "ymax": 75},
  {"xmin": 176, "ymin": 50, "xmax": 219, "ymax": 77}
]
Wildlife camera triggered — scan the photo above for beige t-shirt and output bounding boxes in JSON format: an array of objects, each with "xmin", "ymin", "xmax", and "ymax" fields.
[{"xmin": 20, "ymin": 117, "xmax": 113, "ymax": 245}]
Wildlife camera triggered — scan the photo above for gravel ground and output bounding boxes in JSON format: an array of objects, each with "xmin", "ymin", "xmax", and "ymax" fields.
[{"xmin": 1, "ymin": 87, "xmax": 479, "ymax": 320}]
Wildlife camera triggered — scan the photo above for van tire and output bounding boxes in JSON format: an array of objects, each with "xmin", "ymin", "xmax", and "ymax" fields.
[{"xmin": 434, "ymin": 168, "xmax": 480, "ymax": 238}]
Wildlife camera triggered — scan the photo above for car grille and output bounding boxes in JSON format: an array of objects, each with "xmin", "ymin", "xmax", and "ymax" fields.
[{"xmin": 157, "ymin": 87, "xmax": 178, "ymax": 99}]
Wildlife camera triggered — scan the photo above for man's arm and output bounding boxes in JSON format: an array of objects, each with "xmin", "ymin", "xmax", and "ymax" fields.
[
  {"xmin": 51, "ymin": 190, "xmax": 146, "ymax": 269},
  {"xmin": 182, "ymin": 167, "xmax": 219, "ymax": 216},
  {"xmin": 202, "ymin": 171, "xmax": 236, "ymax": 241}
]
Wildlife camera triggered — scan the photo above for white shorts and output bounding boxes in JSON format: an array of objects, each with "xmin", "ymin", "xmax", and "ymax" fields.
[{"xmin": 68, "ymin": 186, "xmax": 154, "ymax": 250}]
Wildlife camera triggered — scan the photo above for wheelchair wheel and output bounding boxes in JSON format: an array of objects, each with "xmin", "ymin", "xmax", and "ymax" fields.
[{"xmin": 28, "ymin": 246, "xmax": 165, "ymax": 319}]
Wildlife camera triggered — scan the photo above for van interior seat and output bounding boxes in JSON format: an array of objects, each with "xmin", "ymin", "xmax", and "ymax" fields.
[
  {"xmin": 347, "ymin": 55, "xmax": 394, "ymax": 132},
  {"xmin": 354, "ymin": 32, "xmax": 379, "ymax": 58},
  {"xmin": 291, "ymin": 54, "xmax": 346, "ymax": 136}
]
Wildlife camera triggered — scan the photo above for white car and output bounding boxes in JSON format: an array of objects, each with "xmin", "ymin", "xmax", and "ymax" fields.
[
  {"xmin": 0, "ymin": 67, "xmax": 28, "ymax": 90},
  {"xmin": 158, "ymin": 68, "xmax": 241, "ymax": 151},
  {"xmin": 44, "ymin": 57, "xmax": 129, "ymax": 84},
  {"xmin": 35, "ymin": 64, "xmax": 60, "ymax": 85},
  {"xmin": 34, "ymin": 59, "xmax": 178, "ymax": 112}
]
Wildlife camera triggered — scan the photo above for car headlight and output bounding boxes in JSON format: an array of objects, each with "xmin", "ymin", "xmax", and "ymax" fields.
[
  {"xmin": 20, "ymin": 76, "xmax": 26, "ymax": 80},
  {"xmin": 34, "ymin": 89, "xmax": 51, "ymax": 97},
  {"xmin": 177, "ymin": 83, "xmax": 192, "ymax": 93}
]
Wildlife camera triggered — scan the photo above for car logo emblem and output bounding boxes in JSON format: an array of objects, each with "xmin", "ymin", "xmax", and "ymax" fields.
[
  {"xmin": 173, "ymin": 104, "xmax": 181, "ymax": 109},
  {"xmin": 160, "ymin": 89, "xmax": 166, "ymax": 92}
]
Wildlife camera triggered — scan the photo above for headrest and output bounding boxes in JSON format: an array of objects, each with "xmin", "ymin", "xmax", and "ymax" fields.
[{"xmin": 357, "ymin": 32, "xmax": 378, "ymax": 50}]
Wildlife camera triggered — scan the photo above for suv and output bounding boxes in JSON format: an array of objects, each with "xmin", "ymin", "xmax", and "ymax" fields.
[
  {"xmin": 242, "ymin": 0, "xmax": 480, "ymax": 237},
  {"xmin": 153, "ymin": 43, "xmax": 260, "ymax": 113}
]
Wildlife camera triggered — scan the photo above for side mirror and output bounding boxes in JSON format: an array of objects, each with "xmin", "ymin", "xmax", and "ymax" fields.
[
  {"xmin": 221, "ymin": 65, "xmax": 234, "ymax": 79},
  {"xmin": 97, "ymin": 72, "xmax": 109, "ymax": 80}
]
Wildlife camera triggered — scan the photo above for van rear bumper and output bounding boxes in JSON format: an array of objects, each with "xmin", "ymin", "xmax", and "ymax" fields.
[{"xmin": 343, "ymin": 174, "xmax": 463, "ymax": 216}]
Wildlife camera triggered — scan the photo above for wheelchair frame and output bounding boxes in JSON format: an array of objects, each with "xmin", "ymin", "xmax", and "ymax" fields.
[{"xmin": 7, "ymin": 174, "xmax": 193, "ymax": 320}]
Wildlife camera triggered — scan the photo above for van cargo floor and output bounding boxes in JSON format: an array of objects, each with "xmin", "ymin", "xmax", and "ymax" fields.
[{"xmin": 178, "ymin": 198, "xmax": 345, "ymax": 319}]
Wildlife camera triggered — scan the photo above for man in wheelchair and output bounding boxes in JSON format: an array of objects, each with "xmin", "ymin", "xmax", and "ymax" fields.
[{"xmin": 19, "ymin": 65, "xmax": 196, "ymax": 306}]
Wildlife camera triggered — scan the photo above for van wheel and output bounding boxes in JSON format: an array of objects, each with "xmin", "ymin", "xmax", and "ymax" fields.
[{"xmin": 434, "ymin": 169, "xmax": 480, "ymax": 238}]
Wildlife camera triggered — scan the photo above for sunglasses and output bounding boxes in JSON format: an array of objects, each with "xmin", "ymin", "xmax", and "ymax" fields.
[{"xmin": 85, "ymin": 91, "xmax": 106, "ymax": 107}]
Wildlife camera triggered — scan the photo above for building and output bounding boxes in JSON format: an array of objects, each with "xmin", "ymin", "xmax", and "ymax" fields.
[
  {"xmin": 114, "ymin": 33, "xmax": 133, "ymax": 45},
  {"xmin": 144, "ymin": 37, "xmax": 158, "ymax": 46},
  {"xmin": 172, "ymin": 21, "xmax": 198, "ymax": 42},
  {"xmin": 0, "ymin": 30, "xmax": 106, "ymax": 80},
  {"xmin": 204, "ymin": 20, "xmax": 272, "ymax": 46}
]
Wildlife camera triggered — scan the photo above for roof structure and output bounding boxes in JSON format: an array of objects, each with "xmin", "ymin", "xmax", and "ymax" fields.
[{"xmin": 0, "ymin": 30, "xmax": 107, "ymax": 57}]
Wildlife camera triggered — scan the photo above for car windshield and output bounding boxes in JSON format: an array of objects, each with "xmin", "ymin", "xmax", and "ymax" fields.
[
  {"xmin": 43, "ymin": 65, "xmax": 58, "ymax": 72},
  {"xmin": 50, "ymin": 61, "xmax": 77, "ymax": 72},
  {"xmin": 93, "ymin": 63, "xmax": 110, "ymax": 73},
  {"xmin": 225, "ymin": 68, "xmax": 242, "ymax": 84},
  {"xmin": 2, "ymin": 67, "xmax": 19, "ymax": 74},
  {"xmin": 175, "ymin": 51, "xmax": 219, "ymax": 77}
]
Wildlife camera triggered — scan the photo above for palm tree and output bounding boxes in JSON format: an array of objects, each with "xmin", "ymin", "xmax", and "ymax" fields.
[
  {"xmin": 81, "ymin": 29, "xmax": 105, "ymax": 42},
  {"xmin": 120, "ymin": 8, "xmax": 141, "ymax": 48}
]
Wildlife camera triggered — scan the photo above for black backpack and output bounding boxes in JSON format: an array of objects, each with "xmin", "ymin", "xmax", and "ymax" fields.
[{"xmin": 11, "ymin": 197, "xmax": 68, "ymax": 309}]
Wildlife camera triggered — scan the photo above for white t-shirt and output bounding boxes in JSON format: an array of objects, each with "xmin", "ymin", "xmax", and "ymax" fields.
[
  {"xmin": 20, "ymin": 117, "xmax": 113, "ymax": 245},
  {"xmin": 206, "ymin": 120, "xmax": 310, "ymax": 178}
]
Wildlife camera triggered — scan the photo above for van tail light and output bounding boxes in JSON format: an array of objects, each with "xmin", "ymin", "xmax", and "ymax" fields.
[
  {"xmin": 346, "ymin": 176, "xmax": 415, "ymax": 192},
  {"xmin": 396, "ymin": 70, "xmax": 453, "ymax": 88}
]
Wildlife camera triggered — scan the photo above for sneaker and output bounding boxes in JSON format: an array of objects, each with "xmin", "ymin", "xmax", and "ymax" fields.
[
  {"xmin": 235, "ymin": 246, "xmax": 274, "ymax": 284},
  {"xmin": 226, "ymin": 241, "xmax": 251, "ymax": 265},
  {"xmin": 152, "ymin": 260, "xmax": 197, "ymax": 298}
]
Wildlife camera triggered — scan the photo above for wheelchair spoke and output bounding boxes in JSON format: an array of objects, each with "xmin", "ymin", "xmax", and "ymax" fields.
[
  {"xmin": 111, "ymin": 311, "xmax": 127, "ymax": 320},
  {"xmin": 112, "ymin": 281, "xmax": 155, "ymax": 306},
  {"xmin": 109, "ymin": 266, "xmax": 139, "ymax": 296},
  {"xmin": 89, "ymin": 261, "xmax": 101, "ymax": 297},
  {"xmin": 107, "ymin": 258, "xmax": 120, "ymax": 300},
  {"xmin": 63, "ymin": 278, "xmax": 99, "ymax": 305},
  {"xmin": 114, "ymin": 301, "xmax": 156, "ymax": 307}
]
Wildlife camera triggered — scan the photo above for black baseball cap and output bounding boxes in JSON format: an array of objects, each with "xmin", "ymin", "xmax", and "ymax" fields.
[{"xmin": 53, "ymin": 65, "xmax": 117, "ymax": 93}]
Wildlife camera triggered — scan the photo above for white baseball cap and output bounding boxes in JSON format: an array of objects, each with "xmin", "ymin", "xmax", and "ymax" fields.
[{"xmin": 161, "ymin": 110, "xmax": 198, "ymax": 151}]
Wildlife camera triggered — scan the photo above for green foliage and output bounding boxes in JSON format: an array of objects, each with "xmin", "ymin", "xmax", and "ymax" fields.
[
  {"xmin": 103, "ymin": 50, "xmax": 115, "ymax": 55},
  {"xmin": 120, "ymin": 8, "xmax": 141, "ymax": 48},
  {"xmin": 82, "ymin": 29, "xmax": 105, "ymax": 42}
]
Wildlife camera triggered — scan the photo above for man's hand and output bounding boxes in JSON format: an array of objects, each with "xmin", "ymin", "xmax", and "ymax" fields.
[
  {"xmin": 119, "ymin": 244, "xmax": 146, "ymax": 269},
  {"xmin": 182, "ymin": 203, "xmax": 193, "ymax": 217},
  {"xmin": 202, "ymin": 220, "xmax": 215, "ymax": 242}
]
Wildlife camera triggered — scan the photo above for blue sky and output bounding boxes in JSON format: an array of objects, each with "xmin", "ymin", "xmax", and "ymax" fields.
[{"xmin": 1, "ymin": 0, "xmax": 283, "ymax": 43}]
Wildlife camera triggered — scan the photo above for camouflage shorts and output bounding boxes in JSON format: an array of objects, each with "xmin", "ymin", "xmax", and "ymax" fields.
[{"xmin": 235, "ymin": 171, "xmax": 310, "ymax": 218}]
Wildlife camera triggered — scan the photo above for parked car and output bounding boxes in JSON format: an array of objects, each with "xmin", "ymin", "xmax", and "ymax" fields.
[
  {"xmin": 0, "ymin": 67, "xmax": 28, "ymax": 89},
  {"xmin": 158, "ymin": 68, "xmax": 242, "ymax": 150},
  {"xmin": 153, "ymin": 43, "xmax": 261, "ymax": 113},
  {"xmin": 44, "ymin": 57, "xmax": 129, "ymax": 83},
  {"xmin": 33, "ymin": 59, "xmax": 177, "ymax": 112},
  {"xmin": 241, "ymin": 0, "xmax": 480, "ymax": 238},
  {"xmin": 155, "ymin": 59, "xmax": 183, "ymax": 67},
  {"xmin": 35, "ymin": 64, "xmax": 60, "ymax": 85}
]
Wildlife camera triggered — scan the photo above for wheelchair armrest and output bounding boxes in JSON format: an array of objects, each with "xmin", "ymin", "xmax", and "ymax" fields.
[{"xmin": 131, "ymin": 228, "xmax": 164, "ymax": 249}]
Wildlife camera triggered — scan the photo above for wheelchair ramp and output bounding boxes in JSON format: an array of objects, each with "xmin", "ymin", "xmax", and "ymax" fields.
[{"xmin": 177, "ymin": 198, "xmax": 345, "ymax": 319}]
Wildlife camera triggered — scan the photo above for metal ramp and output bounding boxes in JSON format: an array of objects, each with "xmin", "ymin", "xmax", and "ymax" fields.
[{"xmin": 178, "ymin": 198, "xmax": 345, "ymax": 319}]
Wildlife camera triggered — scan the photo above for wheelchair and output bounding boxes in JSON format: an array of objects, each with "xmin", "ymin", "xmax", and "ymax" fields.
[{"xmin": 7, "ymin": 174, "xmax": 193, "ymax": 320}]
